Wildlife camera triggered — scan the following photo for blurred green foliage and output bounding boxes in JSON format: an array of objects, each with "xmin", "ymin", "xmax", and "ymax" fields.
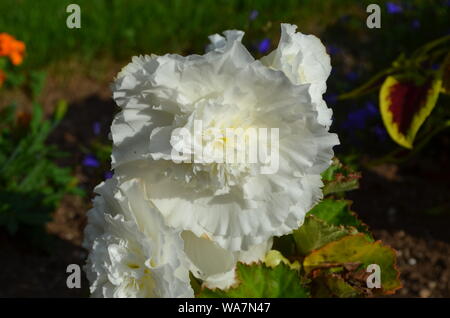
[
  {"xmin": 0, "ymin": 0, "xmax": 448, "ymax": 70},
  {"xmin": 0, "ymin": 101, "xmax": 83, "ymax": 235}
]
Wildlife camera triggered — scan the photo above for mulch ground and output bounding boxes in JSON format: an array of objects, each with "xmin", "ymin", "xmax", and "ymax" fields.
[{"xmin": 348, "ymin": 164, "xmax": 450, "ymax": 298}]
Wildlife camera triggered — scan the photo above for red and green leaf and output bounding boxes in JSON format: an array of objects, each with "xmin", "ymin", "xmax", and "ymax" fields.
[
  {"xmin": 380, "ymin": 75, "xmax": 442, "ymax": 149},
  {"xmin": 303, "ymin": 234, "xmax": 402, "ymax": 295}
]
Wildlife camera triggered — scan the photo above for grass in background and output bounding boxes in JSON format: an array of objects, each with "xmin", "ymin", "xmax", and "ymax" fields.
[
  {"xmin": 1, "ymin": 0, "xmax": 447, "ymax": 71},
  {"xmin": 1, "ymin": 0, "xmax": 449, "ymax": 158}
]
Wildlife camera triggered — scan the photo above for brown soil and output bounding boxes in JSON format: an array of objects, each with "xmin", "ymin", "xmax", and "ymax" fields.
[{"xmin": 347, "ymin": 164, "xmax": 450, "ymax": 298}]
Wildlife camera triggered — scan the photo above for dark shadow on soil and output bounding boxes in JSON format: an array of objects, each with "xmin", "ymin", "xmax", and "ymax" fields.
[
  {"xmin": 48, "ymin": 94, "xmax": 116, "ymax": 171},
  {"xmin": 348, "ymin": 167, "xmax": 450, "ymax": 297},
  {"xmin": 348, "ymin": 169, "xmax": 450, "ymax": 243},
  {"xmin": 0, "ymin": 95, "xmax": 116, "ymax": 298},
  {"xmin": 0, "ymin": 229, "xmax": 89, "ymax": 297}
]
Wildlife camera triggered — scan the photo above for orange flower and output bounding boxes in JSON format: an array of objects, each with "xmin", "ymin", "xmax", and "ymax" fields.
[
  {"xmin": 0, "ymin": 33, "xmax": 25, "ymax": 65},
  {"xmin": 0, "ymin": 69, "xmax": 6, "ymax": 87}
]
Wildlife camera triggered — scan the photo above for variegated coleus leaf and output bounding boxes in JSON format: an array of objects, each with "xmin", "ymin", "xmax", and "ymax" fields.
[
  {"xmin": 442, "ymin": 60, "xmax": 450, "ymax": 95},
  {"xmin": 379, "ymin": 75, "xmax": 442, "ymax": 149}
]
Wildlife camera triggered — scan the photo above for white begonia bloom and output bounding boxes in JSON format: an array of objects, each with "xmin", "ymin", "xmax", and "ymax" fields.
[
  {"xmin": 84, "ymin": 178, "xmax": 272, "ymax": 295},
  {"xmin": 110, "ymin": 24, "xmax": 339, "ymax": 252},
  {"xmin": 83, "ymin": 178, "xmax": 194, "ymax": 298},
  {"xmin": 208, "ymin": 24, "xmax": 332, "ymax": 128},
  {"xmin": 261, "ymin": 24, "xmax": 332, "ymax": 128},
  {"xmin": 206, "ymin": 30, "xmax": 244, "ymax": 53},
  {"xmin": 182, "ymin": 231, "xmax": 272, "ymax": 290}
]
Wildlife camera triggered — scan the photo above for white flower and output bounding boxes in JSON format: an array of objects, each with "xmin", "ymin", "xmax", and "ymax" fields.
[
  {"xmin": 110, "ymin": 23, "xmax": 339, "ymax": 252},
  {"xmin": 182, "ymin": 231, "xmax": 272, "ymax": 290},
  {"xmin": 261, "ymin": 24, "xmax": 332, "ymax": 128},
  {"xmin": 84, "ymin": 177, "xmax": 272, "ymax": 295},
  {"xmin": 83, "ymin": 178, "xmax": 194, "ymax": 298},
  {"xmin": 208, "ymin": 24, "xmax": 332, "ymax": 128}
]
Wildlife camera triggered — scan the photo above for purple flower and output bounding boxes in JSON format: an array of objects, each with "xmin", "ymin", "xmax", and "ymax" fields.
[
  {"xmin": 324, "ymin": 93, "xmax": 338, "ymax": 105},
  {"xmin": 342, "ymin": 102, "xmax": 378, "ymax": 131},
  {"xmin": 339, "ymin": 15, "xmax": 350, "ymax": 23},
  {"xmin": 373, "ymin": 125, "xmax": 388, "ymax": 141},
  {"xmin": 365, "ymin": 101, "xmax": 378, "ymax": 115},
  {"xmin": 386, "ymin": 2, "xmax": 403, "ymax": 14},
  {"xmin": 326, "ymin": 45, "xmax": 340, "ymax": 56},
  {"xmin": 249, "ymin": 10, "xmax": 259, "ymax": 20},
  {"xmin": 257, "ymin": 38, "xmax": 271, "ymax": 54},
  {"xmin": 104, "ymin": 171, "xmax": 114, "ymax": 179},
  {"xmin": 345, "ymin": 110, "xmax": 368, "ymax": 130},
  {"xmin": 83, "ymin": 154, "xmax": 100, "ymax": 168},
  {"xmin": 431, "ymin": 64, "xmax": 440, "ymax": 70},
  {"xmin": 93, "ymin": 122, "xmax": 101, "ymax": 136},
  {"xmin": 345, "ymin": 71, "xmax": 359, "ymax": 81}
]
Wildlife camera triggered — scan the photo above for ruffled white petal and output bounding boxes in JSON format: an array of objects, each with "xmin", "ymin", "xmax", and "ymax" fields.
[
  {"xmin": 110, "ymin": 24, "xmax": 339, "ymax": 252},
  {"xmin": 83, "ymin": 178, "xmax": 194, "ymax": 298},
  {"xmin": 261, "ymin": 23, "xmax": 332, "ymax": 128},
  {"xmin": 206, "ymin": 30, "xmax": 245, "ymax": 53},
  {"xmin": 182, "ymin": 231, "xmax": 272, "ymax": 290}
]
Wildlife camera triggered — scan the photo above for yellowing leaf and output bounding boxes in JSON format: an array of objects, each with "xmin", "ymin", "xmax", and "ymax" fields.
[
  {"xmin": 264, "ymin": 250, "xmax": 301, "ymax": 270},
  {"xmin": 312, "ymin": 274, "xmax": 360, "ymax": 298},
  {"xmin": 303, "ymin": 234, "xmax": 401, "ymax": 294},
  {"xmin": 380, "ymin": 75, "xmax": 442, "ymax": 149}
]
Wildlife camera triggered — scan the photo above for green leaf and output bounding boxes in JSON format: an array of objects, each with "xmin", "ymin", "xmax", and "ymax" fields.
[
  {"xmin": 321, "ymin": 161, "xmax": 341, "ymax": 181},
  {"xmin": 293, "ymin": 215, "xmax": 356, "ymax": 256},
  {"xmin": 189, "ymin": 272, "xmax": 202, "ymax": 295},
  {"xmin": 0, "ymin": 101, "xmax": 81, "ymax": 237},
  {"xmin": 264, "ymin": 250, "xmax": 300, "ymax": 270},
  {"xmin": 0, "ymin": 57, "xmax": 7, "ymax": 69},
  {"xmin": 197, "ymin": 262, "xmax": 310, "ymax": 298},
  {"xmin": 91, "ymin": 140, "xmax": 112, "ymax": 162},
  {"xmin": 30, "ymin": 102, "xmax": 44, "ymax": 133},
  {"xmin": 321, "ymin": 158, "xmax": 361, "ymax": 196},
  {"xmin": 309, "ymin": 199, "xmax": 371, "ymax": 236},
  {"xmin": 311, "ymin": 274, "xmax": 360, "ymax": 298},
  {"xmin": 29, "ymin": 71, "xmax": 47, "ymax": 100},
  {"xmin": 0, "ymin": 104, "xmax": 16, "ymax": 127},
  {"xmin": 323, "ymin": 179, "xmax": 359, "ymax": 196},
  {"xmin": 303, "ymin": 234, "xmax": 401, "ymax": 295},
  {"xmin": 5, "ymin": 72, "xmax": 26, "ymax": 87},
  {"xmin": 53, "ymin": 99, "xmax": 68, "ymax": 122}
]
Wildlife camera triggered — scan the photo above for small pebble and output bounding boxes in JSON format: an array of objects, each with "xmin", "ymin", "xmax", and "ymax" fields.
[{"xmin": 419, "ymin": 289, "xmax": 431, "ymax": 298}]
